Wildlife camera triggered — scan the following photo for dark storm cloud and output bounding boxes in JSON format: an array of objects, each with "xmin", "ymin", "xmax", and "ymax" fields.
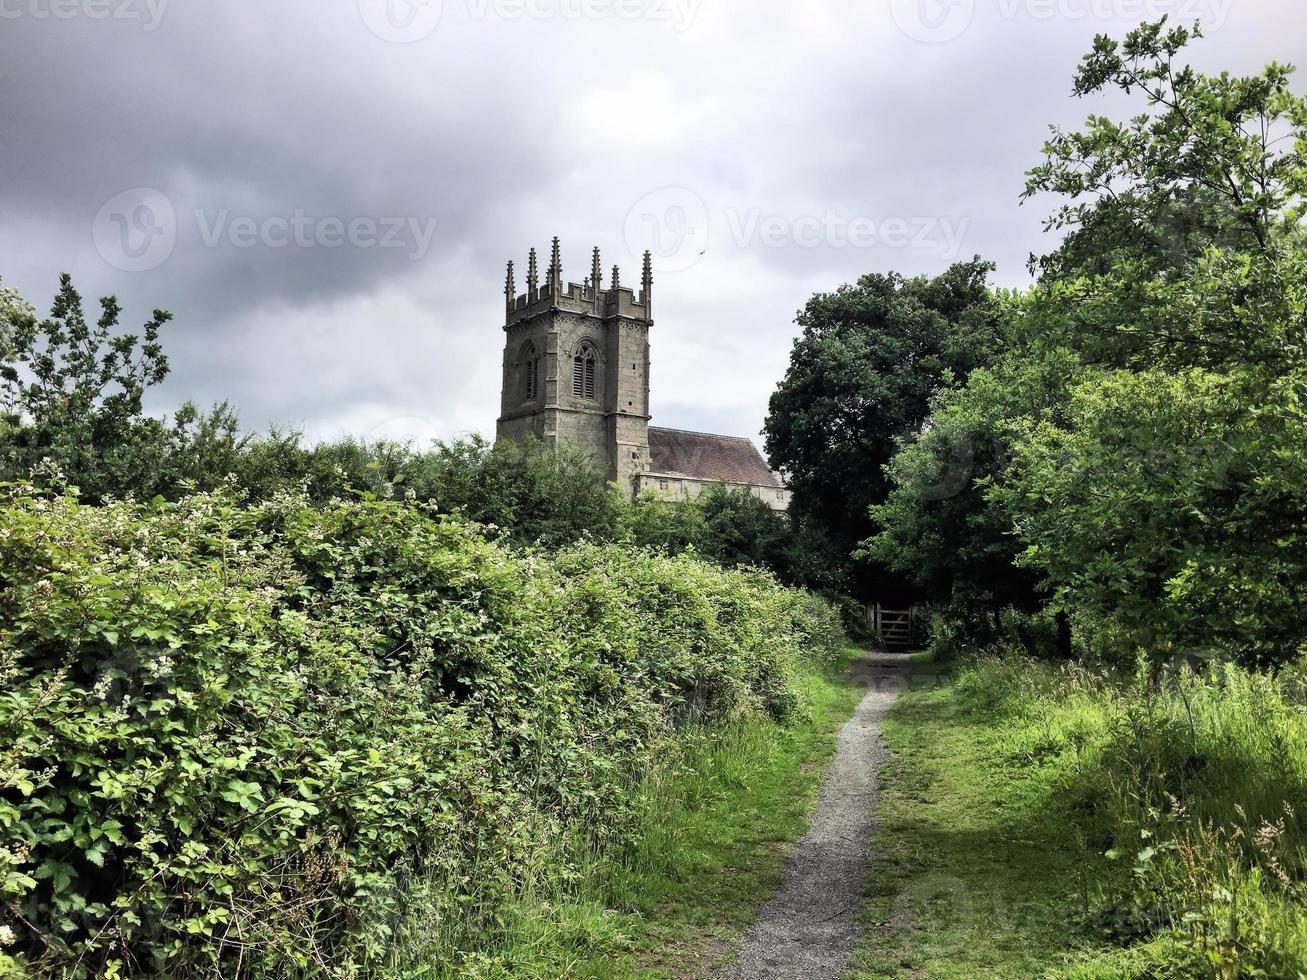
[
  {"xmin": 0, "ymin": 0, "xmax": 1303, "ymax": 445},
  {"xmin": 1, "ymin": 4, "xmax": 565, "ymax": 313}
]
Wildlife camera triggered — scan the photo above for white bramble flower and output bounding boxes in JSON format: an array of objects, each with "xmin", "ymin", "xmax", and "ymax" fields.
[{"xmin": 0, "ymin": 925, "xmax": 15, "ymax": 946}]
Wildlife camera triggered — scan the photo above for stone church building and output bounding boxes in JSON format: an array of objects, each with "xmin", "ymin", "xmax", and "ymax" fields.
[{"xmin": 496, "ymin": 240, "xmax": 790, "ymax": 510}]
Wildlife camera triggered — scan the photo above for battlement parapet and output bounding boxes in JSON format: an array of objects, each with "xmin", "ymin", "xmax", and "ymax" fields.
[{"xmin": 504, "ymin": 240, "xmax": 652, "ymax": 327}]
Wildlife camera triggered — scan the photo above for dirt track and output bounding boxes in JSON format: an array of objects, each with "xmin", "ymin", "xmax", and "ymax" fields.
[{"xmin": 720, "ymin": 651, "xmax": 914, "ymax": 980}]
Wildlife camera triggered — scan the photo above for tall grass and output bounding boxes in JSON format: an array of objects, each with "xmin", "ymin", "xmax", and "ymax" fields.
[
  {"xmin": 950, "ymin": 654, "xmax": 1307, "ymax": 977},
  {"xmin": 361, "ymin": 664, "xmax": 855, "ymax": 979}
]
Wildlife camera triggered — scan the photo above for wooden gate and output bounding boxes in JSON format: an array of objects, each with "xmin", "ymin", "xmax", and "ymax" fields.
[{"xmin": 869, "ymin": 605, "xmax": 917, "ymax": 648}]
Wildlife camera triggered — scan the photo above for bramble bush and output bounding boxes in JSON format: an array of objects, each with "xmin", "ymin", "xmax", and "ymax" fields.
[{"xmin": 0, "ymin": 482, "xmax": 842, "ymax": 977}]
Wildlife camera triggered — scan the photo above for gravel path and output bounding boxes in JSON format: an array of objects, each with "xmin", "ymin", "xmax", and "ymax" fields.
[{"xmin": 720, "ymin": 651, "xmax": 914, "ymax": 980}]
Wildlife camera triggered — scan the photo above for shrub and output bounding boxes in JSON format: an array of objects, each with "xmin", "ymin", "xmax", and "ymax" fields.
[
  {"xmin": 1001, "ymin": 367, "xmax": 1307, "ymax": 669},
  {"xmin": 550, "ymin": 544, "xmax": 843, "ymax": 726},
  {"xmin": 0, "ymin": 483, "xmax": 841, "ymax": 977}
]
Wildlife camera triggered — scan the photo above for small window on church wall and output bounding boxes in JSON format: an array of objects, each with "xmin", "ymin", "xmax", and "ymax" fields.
[
  {"xmin": 572, "ymin": 345, "xmax": 597, "ymax": 400},
  {"xmin": 521, "ymin": 342, "xmax": 540, "ymax": 402}
]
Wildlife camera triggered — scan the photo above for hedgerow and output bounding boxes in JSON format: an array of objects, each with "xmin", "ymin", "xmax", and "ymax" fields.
[{"xmin": 0, "ymin": 484, "xmax": 842, "ymax": 977}]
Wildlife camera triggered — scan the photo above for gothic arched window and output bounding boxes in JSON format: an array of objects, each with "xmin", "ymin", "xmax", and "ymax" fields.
[
  {"xmin": 520, "ymin": 341, "xmax": 541, "ymax": 402},
  {"xmin": 572, "ymin": 343, "xmax": 598, "ymax": 400}
]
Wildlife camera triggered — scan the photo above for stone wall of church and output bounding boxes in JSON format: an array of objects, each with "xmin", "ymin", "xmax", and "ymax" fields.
[
  {"xmin": 496, "ymin": 268, "xmax": 652, "ymax": 490},
  {"xmin": 634, "ymin": 473, "xmax": 793, "ymax": 511},
  {"xmin": 494, "ymin": 247, "xmax": 792, "ymax": 510},
  {"xmin": 604, "ymin": 314, "xmax": 651, "ymax": 489}
]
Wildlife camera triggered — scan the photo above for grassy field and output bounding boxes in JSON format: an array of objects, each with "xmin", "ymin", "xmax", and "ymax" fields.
[
  {"xmin": 848, "ymin": 655, "xmax": 1107, "ymax": 978},
  {"xmin": 376, "ymin": 648, "xmax": 866, "ymax": 978},
  {"xmin": 849, "ymin": 653, "xmax": 1307, "ymax": 979}
]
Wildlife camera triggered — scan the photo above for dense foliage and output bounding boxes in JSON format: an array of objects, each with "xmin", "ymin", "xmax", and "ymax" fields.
[
  {"xmin": 762, "ymin": 259, "xmax": 1003, "ymax": 600},
  {"xmin": 838, "ymin": 21, "xmax": 1307, "ymax": 978},
  {"xmin": 0, "ymin": 482, "xmax": 843, "ymax": 977},
  {"xmin": 999, "ymin": 367, "xmax": 1307, "ymax": 667},
  {"xmin": 856, "ymin": 19, "xmax": 1307, "ymax": 667},
  {"xmin": 946, "ymin": 653, "xmax": 1307, "ymax": 977},
  {"xmin": 864, "ymin": 348, "xmax": 1074, "ymax": 630},
  {"xmin": 0, "ymin": 275, "xmax": 171, "ymax": 505}
]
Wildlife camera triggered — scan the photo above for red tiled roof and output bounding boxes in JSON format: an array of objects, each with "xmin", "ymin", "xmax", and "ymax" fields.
[{"xmin": 647, "ymin": 427, "xmax": 781, "ymax": 488}]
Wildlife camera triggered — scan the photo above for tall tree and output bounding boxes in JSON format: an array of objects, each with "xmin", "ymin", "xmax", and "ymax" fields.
[
  {"xmin": 763, "ymin": 259, "xmax": 1002, "ymax": 599},
  {"xmin": 1022, "ymin": 17, "xmax": 1307, "ymax": 372},
  {"xmin": 0, "ymin": 275, "xmax": 172, "ymax": 501},
  {"xmin": 864, "ymin": 346, "xmax": 1075, "ymax": 625},
  {"xmin": 1010, "ymin": 18, "xmax": 1307, "ymax": 665}
]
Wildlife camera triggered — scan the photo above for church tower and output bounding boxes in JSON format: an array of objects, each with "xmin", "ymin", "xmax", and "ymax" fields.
[{"xmin": 496, "ymin": 239, "xmax": 653, "ymax": 489}]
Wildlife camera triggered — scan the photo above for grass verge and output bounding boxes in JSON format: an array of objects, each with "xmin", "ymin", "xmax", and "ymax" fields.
[
  {"xmin": 849, "ymin": 655, "xmax": 1109, "ymax": 979},
  {"xmin": 377, "ymin": 648, "xmax": 866, "ymax": 979},
  {"xmin": 850, "ymin": 653, "xmax": 1307, "ymax": 979}
]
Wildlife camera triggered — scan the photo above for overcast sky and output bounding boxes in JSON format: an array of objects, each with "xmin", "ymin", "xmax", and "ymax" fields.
[{"xmin": 1, "ymin": 0, "xmax": 1303, "ymax": 450}]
